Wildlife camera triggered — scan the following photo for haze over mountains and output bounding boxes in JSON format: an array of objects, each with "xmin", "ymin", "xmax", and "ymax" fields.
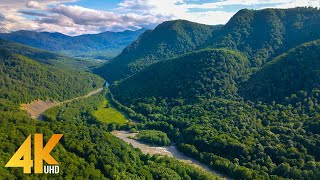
[
  {"xmin": 0, "ymin": 29, "xmax": 217, "ymax": 179},
  {"xmin": 97, "ymin": 7, "xmax": 320, "ymax": 83},
  {"xmin": 0, "ymin": 29, "xmax": 146, "ymax": 60},
  {"xmin": 95, "ymin": 7, "xmax": 320, "ymax": 179},
  {"xmin": 1, "ymin": 6, "xmax": 320, "ymax": 180}
]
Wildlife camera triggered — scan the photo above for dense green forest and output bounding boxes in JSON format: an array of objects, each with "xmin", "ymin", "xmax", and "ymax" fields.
[
  {"xmin": 0, "ymin": 48, "xmax": 104, "ymax": 104},
  {"xmin": 96, "ymin": 20, "xmax": 221, "ymax": 82},
  {"xmin": 0, "ymin": 90, "xmax": 220, "ymax": 179},
  {"xmin": 134, "ymin": 130, "xmax": 171, "ymax": 146},
  {"xmin": 103, "ymin": 7, "xmax": 320, "ymax": 180},
  {"xmin": 240, "ymin": 40, "xmax": 320, "ymax": 103},
  {"xmin": 112, "ymin": 48, "xmax": 249, "ymax": 100},
  {"xmin": 207, "ymin": 7, "xmax": 320, "ymax": 67},
  {"xmin": 0, "ymin": 29, "xmax": 145, "ymax": 60},
  {"xmin": 0, "ymin": 39, "xmax": 101, "ymax": 70},
  {"xmin": 2, "ymin": 6, "xmax": 320, "ymax": 180},
  {"xmin": 0, "ymin": 40, "xmax": 221, "ymax": 179},
  {"xmin": 96, "ymin": 7, "xmax": 320, "ymax": 82}
]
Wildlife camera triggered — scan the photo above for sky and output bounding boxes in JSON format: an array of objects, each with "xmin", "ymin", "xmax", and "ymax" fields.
[{"xmin": 0, "ymin": 0, "xmax": 319, "ymax": 36}]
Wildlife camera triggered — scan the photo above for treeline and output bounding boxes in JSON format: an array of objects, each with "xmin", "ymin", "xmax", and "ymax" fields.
[
  {"xmin": 109, "ymin": 92, "xmax": 320, "ymax": 179},
  {"xmin": 0, "ymin": 49, "xmax": 104, "ymax": 104},
  {"xmin": 0, "ymin": 89, "xmax": 220, "ymax": 179},
  {"xmin": 40, "ymin": 90, "xmax": 220, "ymax": 179},
  {"xmin": 135, "ymin": 130, "xmax": 171, "ymax": 146}
]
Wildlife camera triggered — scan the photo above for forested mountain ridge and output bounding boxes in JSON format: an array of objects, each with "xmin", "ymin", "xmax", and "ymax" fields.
[
  {"xmin": 112, "ymin": 48, "xmax": 249, "ymax": 101},
  {"xmin": 240, "ymin": 39, "xmax": 320, "ymax": 103},
  {"xmin": 106, "ymin": 7, "xmax": 320, "ymax": 180},
  {"xmin": 0, "ymin": 29, "xmax": 145, "ymax": 59},
  {"xmin": 0, "ymin": 39, "xmax": 98, "ymax": 69},
  {"xmin": 206, "ymin": 7, "xmax": 320, "ymax": 67},
  {"xmin": 0, "ymin": 39, "xmax": 220, "ymax": 179},
  {"xmin": 110, "ymin": 41, "xmax": 320, "ymax": 179},
  {"xmin": 96, "ymin": 7, "xmax": 320, "ymax": 82},
  {"xmin": 96, "ymin": 20, "xmax": 220, "ymax": 82},
  {"xmin": 0, "ymin": 48, "xmax": 104, "ymax": 104}
]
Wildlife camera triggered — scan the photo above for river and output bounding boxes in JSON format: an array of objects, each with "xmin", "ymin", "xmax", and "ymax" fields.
[{"xmin": 111, "ymin": 130, "xmax": 231, "ymax": 180}]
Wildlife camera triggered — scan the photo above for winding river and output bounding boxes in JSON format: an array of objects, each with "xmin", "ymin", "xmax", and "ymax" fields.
[{"xmin": 112, "ymin": 130, "xmax": 231, "ymax": 179}]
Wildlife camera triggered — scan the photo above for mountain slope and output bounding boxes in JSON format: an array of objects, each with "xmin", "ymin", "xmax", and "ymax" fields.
[
  {"xmin": 112, "ymin": 49, "xmax": 249, "ymax": 101},
  {"xmin": 104, "ymin": 8, "xmax": 320, "ymax": 180},
  {"xmin": 0, "ymin": 29, "xmax": 145, "ymax": 59},
  {"xmin": 96, "ymin": 20, "xmax": 220, "ymax": 82},
  {"xmin": 0, "ymin": 39, "xmax": 99, "ymax": 69},
  {"xmin": 206, "ymin": 7, "xmax": 320, "ymax": 66},
  {"xmin": 0, "ymin": 48, "xmax": 104, "ymax": 104},
  {"xmin": 96, "ymin": 8, "xmax": 320, "ymax": 82},
  {"xmin": 240, "ymin": 39, "xmax": 320, "ymax": 103}
]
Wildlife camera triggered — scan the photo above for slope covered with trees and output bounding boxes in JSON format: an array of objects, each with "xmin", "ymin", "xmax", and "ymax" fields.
[
  {"xmin": 0, "ymin": 39, "xmax": 221, "ymax": 179},
  {"xmin": 0, "ymin": 29, "xmax": 145, "ymax": 60},
  {"xmin": 96, "ymin": 20, "xmax": 220, "ymax": 82},
  {"xmin": 0, "ymin": 49, "xmax": 104, "ymax": 104},
  {"xmin": 96, "ymin": 8, "xmax": 320, "ymax": 82},
  {"xmin": 240, "ymin": 40, "xmax": 320, "ymax": 103},
  {"xmin": 0, "ymin": 39, "xmax": 98, "ymax": 70},
  {"xmin": 106, "ymin": 7, "xmax": 320, "ymax": 180},
  {"xmin": 206, "ymin": 7, "xmax": 320, "ymax": 67},
  {"xmin": 112, "ymin": 49, "xmax": 249, "ymax": 101},
  {"xmin": 0, "ymin": 90, "xmax": 220, "ymax": 179}
]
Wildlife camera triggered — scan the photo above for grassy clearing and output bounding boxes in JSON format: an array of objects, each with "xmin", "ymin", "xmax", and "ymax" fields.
[{"xmin": 94, "ymin": 99, "xmax": 127, "ymax": 125}]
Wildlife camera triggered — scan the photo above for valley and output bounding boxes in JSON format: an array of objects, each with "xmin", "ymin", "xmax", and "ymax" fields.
[
  {"xmin": 1, "ymin": 6, "xmax": 320, "ymax": 180},
  {"xmin": 112, "ymin": 130, "xmax": 231, "ymax": 179},
  {"xmin": 21, "ymin": 87, "xmax": 103, "ymax": 119}
]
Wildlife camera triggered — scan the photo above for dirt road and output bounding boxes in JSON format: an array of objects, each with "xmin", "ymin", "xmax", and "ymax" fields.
[{"xmin": 21, "ymin": 87, "xmax": 103, "ymax": 120}]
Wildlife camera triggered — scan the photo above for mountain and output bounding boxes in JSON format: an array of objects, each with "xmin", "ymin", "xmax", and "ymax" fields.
[
  {"xmin": 0, "ymin": 29, "xmax": 146, "ymax": 60},
  {"xmin": 0, "ymin": 48, "xmax": 104, "ymax": 104},
  {"xmin": 105, "ymin": 8, "xmax": 320, "ymax": 180},
  {"xmin": 240, "ymin": 39, "xmax": 320, "ymax": 103},
  {"xmin": 112, "ymin": 49, "xmax": 249, "ymax": 101},
  {"xmin": 96, "ymin": 20, "xmax": 220, "ymax": 82},
  {"xmin": 96, "ymin": 7, "xmax": 320, "ymax": 82},
  {"xmin": 0, "ymin": 39, "xmax": 100, "ymax": 69},
  {"xmin": 206, "ymin": 7, "xmax": 320, "ymax": 66},
  {"xmin": 0, "ymin": 44, "xmax": 218, "ymax": 179}
]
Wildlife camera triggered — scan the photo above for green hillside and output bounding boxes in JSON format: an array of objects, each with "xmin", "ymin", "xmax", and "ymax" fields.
[
  {"xmin": 0, "ymin": 40, "xmax": 220, "ymax": 179},
  {"xmin": 0, "ymin": 29, "xmax": 145, "ymax": 60},
  {"xmin": 96, "ymin": 20, "xmax": 219, "ymax": 82},
  {"xmin": 207, "ymin": 7, "xmax": 320, "ymax": 66},
  {"xmin": 240, "ymin": 40, "xmax": 320, "ymax": 103},
  {"xmin": 0, "ymin": 39, "xmax": 99, "ymax": 70},
  {"xmin": 110, "ymin": 45, "xmax": 320, "ymax": 179},
  {"xmin": 0, "ymin": 90, "xmax": 220, "ymax": 179},
  {"xmin": 96, "ymin": 8, "xmax": 320, "ymax": 82},
  {"xmin": 106, "ymin": 8, "xmax": 320, "ymax": 180},
  {"xmin": 0, "ymin": 49, "xmax": 104, "ymax": 104},
  {"xmin": 112, "ymin": 49, "xmax": 249, "ymax": 101}
]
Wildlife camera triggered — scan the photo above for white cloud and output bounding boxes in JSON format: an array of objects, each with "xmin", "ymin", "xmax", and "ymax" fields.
[{"xmin": 0, "ymin": 0, "xmax": 318, "ymax": 35}]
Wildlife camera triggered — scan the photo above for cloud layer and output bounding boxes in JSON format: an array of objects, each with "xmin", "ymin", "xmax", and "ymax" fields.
[{"xmin": 0, "ymin": 0, "xmax": 319, "ymax": 35}]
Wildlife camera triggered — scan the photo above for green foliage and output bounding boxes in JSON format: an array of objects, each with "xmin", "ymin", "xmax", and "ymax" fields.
[
  {"xmin": 96, "ymin": 8, "xmax": 320, "ymax": 82},
  {"xmin": 207, "ymin": 7, "xmax": 320, "ymax": 67},
  {"xmin": 0, "ymin": 29, "xmax": 145, "ymax": 60},
  {"xmin": 107, "ymin": 8, "xmax": 320, "ymax": 179},
  {"xmin": 135, "ymin": 130, "xmax": 171, "ymax": 146},
  {"xmin": 96, "ymin": 20, "xmax": 220, "ymax": 82},
  {"xmin": 0, "ymin": 39, "xmax": 100, "ymax": 70},
  {"xmin": 240, "ymin": 40, "xmax": 320, "ymax": 103},
  {"xmin": 112, "ymin": 48, "xmax": 249, "ymax": 101},
  {"xmin": 0, "ymin": 49, "xmax": 104, "ymax": 104},
  {"xmin": 0, "ymin": 90, "xmax": 220, "ymax": 179},
  {"xmin": 93, "ymin": 99, "xmax": 127, "ymax": 125}
]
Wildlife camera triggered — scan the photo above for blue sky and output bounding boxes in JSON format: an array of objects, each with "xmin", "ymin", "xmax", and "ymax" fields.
[{"xmin": 0, "ymin": 0, "xmax": 319, "ymax": 35}]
